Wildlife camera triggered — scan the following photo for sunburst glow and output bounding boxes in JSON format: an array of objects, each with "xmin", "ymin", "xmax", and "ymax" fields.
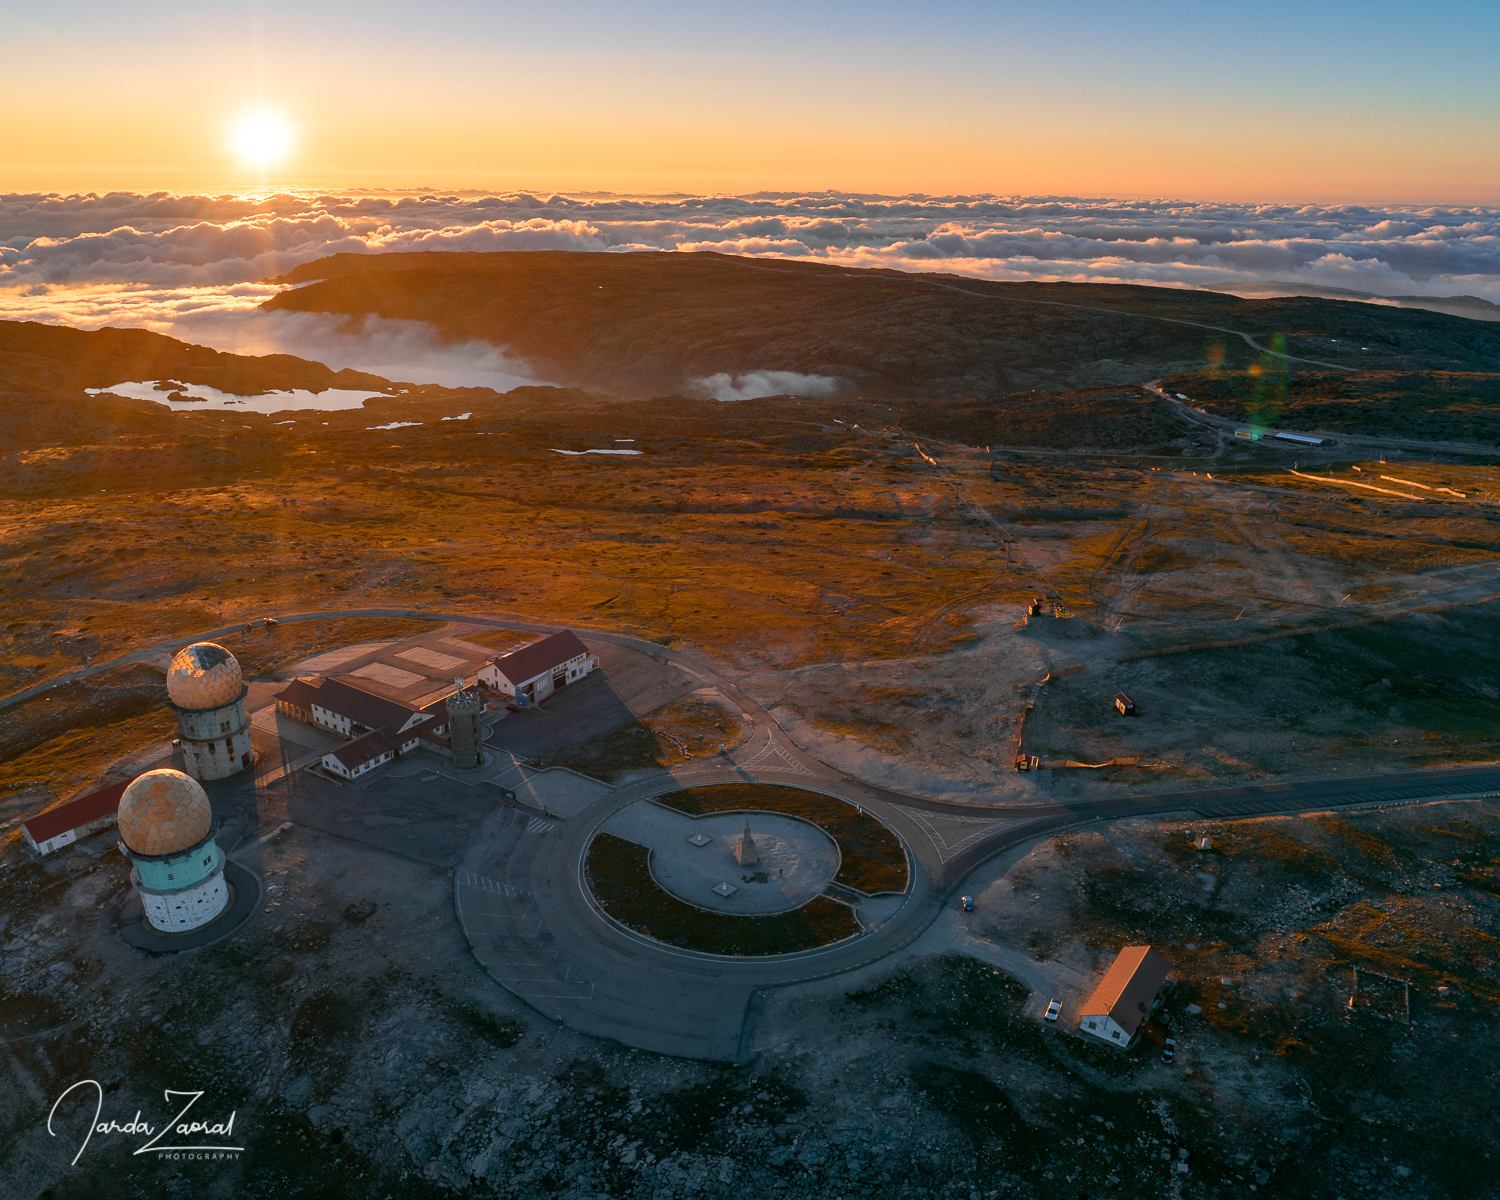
[{"xmin": 231, "ymin": 111, "xmax": 293, "ymax": 168}]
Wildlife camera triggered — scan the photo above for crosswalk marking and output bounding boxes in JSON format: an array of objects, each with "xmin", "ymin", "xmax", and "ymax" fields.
[{"xmin": 455, "ymin": 870, "xmax": 535, "ymax": 900}]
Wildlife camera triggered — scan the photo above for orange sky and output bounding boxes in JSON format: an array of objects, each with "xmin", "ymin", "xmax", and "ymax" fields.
[{"xmin": 4, "ymin": 1, "xmax": 1498, "ymax": 203}]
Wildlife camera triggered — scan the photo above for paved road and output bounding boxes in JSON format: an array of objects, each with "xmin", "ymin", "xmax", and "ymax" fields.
[
  {"xmin": 1147, "ymin": 380, "xmax": 1500, "ymax": 461},
  {"xmin": 22, "ymin": 604, "xmax": 1500, "ymax": 1060}
]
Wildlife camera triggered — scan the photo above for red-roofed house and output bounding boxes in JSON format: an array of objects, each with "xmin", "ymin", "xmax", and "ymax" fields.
[
  {"xmin": 22, "ymin": 780, "xmax": 130, "ymax": 856},
  {"xmin": 1078, "ymin": 945, "xmax": 1173, "ymax": 1047},
  {"xmin": 275, "ymin": 677, "xmax": 431, "ymax": 738},
  {"xmin": 477, "ymin": 631, "xmax": 597, "ymax": 703}
]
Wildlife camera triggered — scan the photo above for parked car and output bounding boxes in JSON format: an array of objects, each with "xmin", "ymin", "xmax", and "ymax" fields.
[
  {"xmin": 1161, "ymin": 1038, "xmax": 1176, "ymax": 1063},
  {"xmin": 961, "ymin": 896, "xmax": 974, "ymax": 912},
  {"xmin": 1044, "ymin": 999, "xmax": 1062, "ymax": 1023}
]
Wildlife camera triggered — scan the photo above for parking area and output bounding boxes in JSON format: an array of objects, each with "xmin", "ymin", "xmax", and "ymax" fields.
[
  {"xmin": 487, "ymin": 640, "xmax": 700, "ymax": 759},
  {"xmin": 283, "ymin": 767, "xmax": 500, "ymax": 869}
]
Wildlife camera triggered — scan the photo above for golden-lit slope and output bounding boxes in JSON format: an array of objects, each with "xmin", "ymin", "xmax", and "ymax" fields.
[{"xmin": 266, "ymin": 251, "xmax": 1500, "ymax": 397}]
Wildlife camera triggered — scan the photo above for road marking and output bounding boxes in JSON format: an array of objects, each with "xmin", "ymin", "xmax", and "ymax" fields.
[
  {"xmin": 454, "ymin": 870, "xmax": 595, "ymax": 1000},
  {"xmin": 526, "ymin": 817, "xmax": 556, "ymax": 834},
  {"xmin": 739, "ymin": 730, "xmax": 813, "ymax": 776},
  {"xmin": 894, "ymin": 806, "xmax": 1021, "ymax": 863}
]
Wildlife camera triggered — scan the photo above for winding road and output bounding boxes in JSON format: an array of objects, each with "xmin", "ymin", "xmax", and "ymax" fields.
[{"xmin": 18, "ymin": 606, "xmax": 1495, "ymax": 1060}]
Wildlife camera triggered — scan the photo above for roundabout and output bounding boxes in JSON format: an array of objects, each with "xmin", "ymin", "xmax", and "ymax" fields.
[
  {"xmin": 582, "ymin": 783, "xmax": 908, "ymax": 957},
  {"xmin": 454, "ymin": 766, "xmax": 943, "ymax": 1062},
  {"xmin": 595, "ymin": 803, "xmax": 842, "ymax": 917},
  {"xmin": 25, "ymin": 603, "xmax": 1487, "ymax": 1066}
]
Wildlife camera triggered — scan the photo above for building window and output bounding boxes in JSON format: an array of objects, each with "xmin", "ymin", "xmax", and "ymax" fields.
[
  {"xmin": 167, "ymin": 873, "xmax": 174, "ymax": 880},
  {"xmin": 1111, "ymin": 1031, "xmax": 1121, "ymax": 1040},
  {"xmin": 220, "ymin": 721, "xmax": 230, "ymax": 733}
]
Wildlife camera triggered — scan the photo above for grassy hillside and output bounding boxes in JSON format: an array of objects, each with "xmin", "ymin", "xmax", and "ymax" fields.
[{"xmin": 265, "ymin": 250, "xmax": 1500, "ymax": 398}]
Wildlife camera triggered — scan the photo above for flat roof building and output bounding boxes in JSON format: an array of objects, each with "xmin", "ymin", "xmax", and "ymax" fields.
[
  {"xmin": 275, "ymin": 676, "xmax": 433, "ymax": 738},
  {"xmin": 277, "ymin": 675, "xmax": 472, "ymax": 778}
]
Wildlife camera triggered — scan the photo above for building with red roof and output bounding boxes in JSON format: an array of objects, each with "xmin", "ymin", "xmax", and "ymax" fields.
[
  {"xmin": 320, "ymin": 725, "xmax": 422, "ymax": 780},
  {"xmin": 22, "ymin": 780, "xmax": 130, "ymax": 856},
  {"xmin": 1078, "ymin": 945, "xmax": 1173, "ymax": 1047},
  {"xmin": 477, "ymin": 631, "xmax": 597, "ymax": 703}
]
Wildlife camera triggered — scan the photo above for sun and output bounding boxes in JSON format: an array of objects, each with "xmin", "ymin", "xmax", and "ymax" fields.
[{"xmin": 231, "ymin": 111, "xmax": 293, "ymax": 169}]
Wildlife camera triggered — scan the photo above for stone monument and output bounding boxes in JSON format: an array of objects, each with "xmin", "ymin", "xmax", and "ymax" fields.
[
  {"xmin": 734, "ymin": 820, "xmax": 759, "ymax": 867},
  {"xmin": 446, "ymin": 679, "xmax": 485, "ymax": 770}
]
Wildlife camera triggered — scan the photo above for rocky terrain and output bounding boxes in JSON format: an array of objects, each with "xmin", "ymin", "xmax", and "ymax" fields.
[
  {"xmin": 0, "ymin": 320, "xmax": 390, "ymax": 400},
  {"xmin": 2, "ymin": 791, "xmax": 1493, "ymax": 1199},
  {"xmin": 5, "ymin": 258, "xmax": 1500, "ymax": 1199},
  {"xmin": 1163, "ymin": 366, "xmax": 1500, "ymax": 445},
  {"xmin": 5, "ymin": 311, "xmax": 1500, "ymax": 812}
]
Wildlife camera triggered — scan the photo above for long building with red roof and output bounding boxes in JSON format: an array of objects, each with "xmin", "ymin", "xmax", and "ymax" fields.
[{"xmin": 22, "ymin": 780, "xmax": 131, "ymax": 856}]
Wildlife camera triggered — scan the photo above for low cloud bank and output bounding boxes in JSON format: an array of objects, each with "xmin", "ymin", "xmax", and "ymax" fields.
[
  {"xmin": 0, "ymin": 280, "xmax": 557, "ymax": 391},
  {"xmin": 690, "ymin": 371, "xmax": 843, "ymax": 402},
  {"xmin": 4, "ymin": 188, "xmax": 1498, "ymax": 388},
  {"xmin": 170, "ymin": 309, "xmax": 555, "ymax": 392}
]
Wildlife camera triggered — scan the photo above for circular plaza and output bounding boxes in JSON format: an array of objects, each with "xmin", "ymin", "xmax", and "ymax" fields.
[{"xmin": 581, "ymin": 783, "xmax": 910, "ymax": 957}]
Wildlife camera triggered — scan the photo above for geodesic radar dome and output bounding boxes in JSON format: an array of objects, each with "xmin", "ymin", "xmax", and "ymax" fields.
[
  {"xmin": 165, "ymin": 642, "xmax": 243, "ymax": 710},
  {"xmin": 118, "ymin": 769, "xmax": 212, "ymax": 857}
]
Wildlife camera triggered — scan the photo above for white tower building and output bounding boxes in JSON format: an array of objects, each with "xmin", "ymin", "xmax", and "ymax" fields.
[
  {"xmin": 117, "ymin": 769, "xmax": 228, "ymax": 933},
  {"xmin": 166, "ymin": 642, "xmax": 253, "ymax": 781}
]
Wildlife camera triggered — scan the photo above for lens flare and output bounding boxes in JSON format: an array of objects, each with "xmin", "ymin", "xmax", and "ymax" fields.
[{"xmin": 231, "ymin": 111, "xmax": 293, "ymax": 168}]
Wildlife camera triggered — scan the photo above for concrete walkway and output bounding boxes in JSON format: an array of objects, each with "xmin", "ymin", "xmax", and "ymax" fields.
[
  {"xmin": 112, "ymin": 860, "xmax": 262, "ymax": 955},
  {"xmin": 599, "ymin": 803, "xmax": 840, "ymax": 915}
]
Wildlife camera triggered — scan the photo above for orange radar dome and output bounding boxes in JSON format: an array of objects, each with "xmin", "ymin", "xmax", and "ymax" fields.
[
  {"xmin": 118, "ymin": 769, "xmax": 212, "ymax": 857},
  {"xmin": 166, "ymin": 642, "xmax": 244, "ymax": 710}
]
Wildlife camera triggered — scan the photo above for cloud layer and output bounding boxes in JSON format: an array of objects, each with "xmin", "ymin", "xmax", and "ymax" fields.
[
  {"xmin": 4, "ymin": 189, "xmax": 1498, "ymax": 300},
  {"xmin": 169, "ymin": 308, "xmax": 554, "ymax": 392},
  {"xmin": 690, "ymin": 370, "xmax": 843, "ymax": 403},
  {"xmin": 2, "ymin": 188, "xmax": 1497, "ymax": 388}
]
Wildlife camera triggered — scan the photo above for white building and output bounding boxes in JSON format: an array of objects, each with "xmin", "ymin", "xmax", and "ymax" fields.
[
  {"xmin": 320, "ymin": 725, "xmax": 421, "ymax": 780},
  {"xmin": 165, "ymin": 642, "xmax": 254, "ymax": 781},
  {"xmin": 277, "ymin": 676, "xmax": 466, "ymax": 778},
  {"xmin": 22, "ymin": 780, "xmax": 128, "ymax": 856},
  {"xmin": 1078, "ymin": 945, "xmax": 1173, "ymax": 1048},
  {"xmin": 275, "ymin": 676, "xmax": 431, "ymax": 738},
  {"xmin": 477, "ymin": 631, "xmax": 598, "ymax": 703}
]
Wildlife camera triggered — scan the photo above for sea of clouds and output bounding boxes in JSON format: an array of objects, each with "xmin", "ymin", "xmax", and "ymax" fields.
[{"xmin": 3, "ymin": 189, "xmax": 1497, "ymax": 392}]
